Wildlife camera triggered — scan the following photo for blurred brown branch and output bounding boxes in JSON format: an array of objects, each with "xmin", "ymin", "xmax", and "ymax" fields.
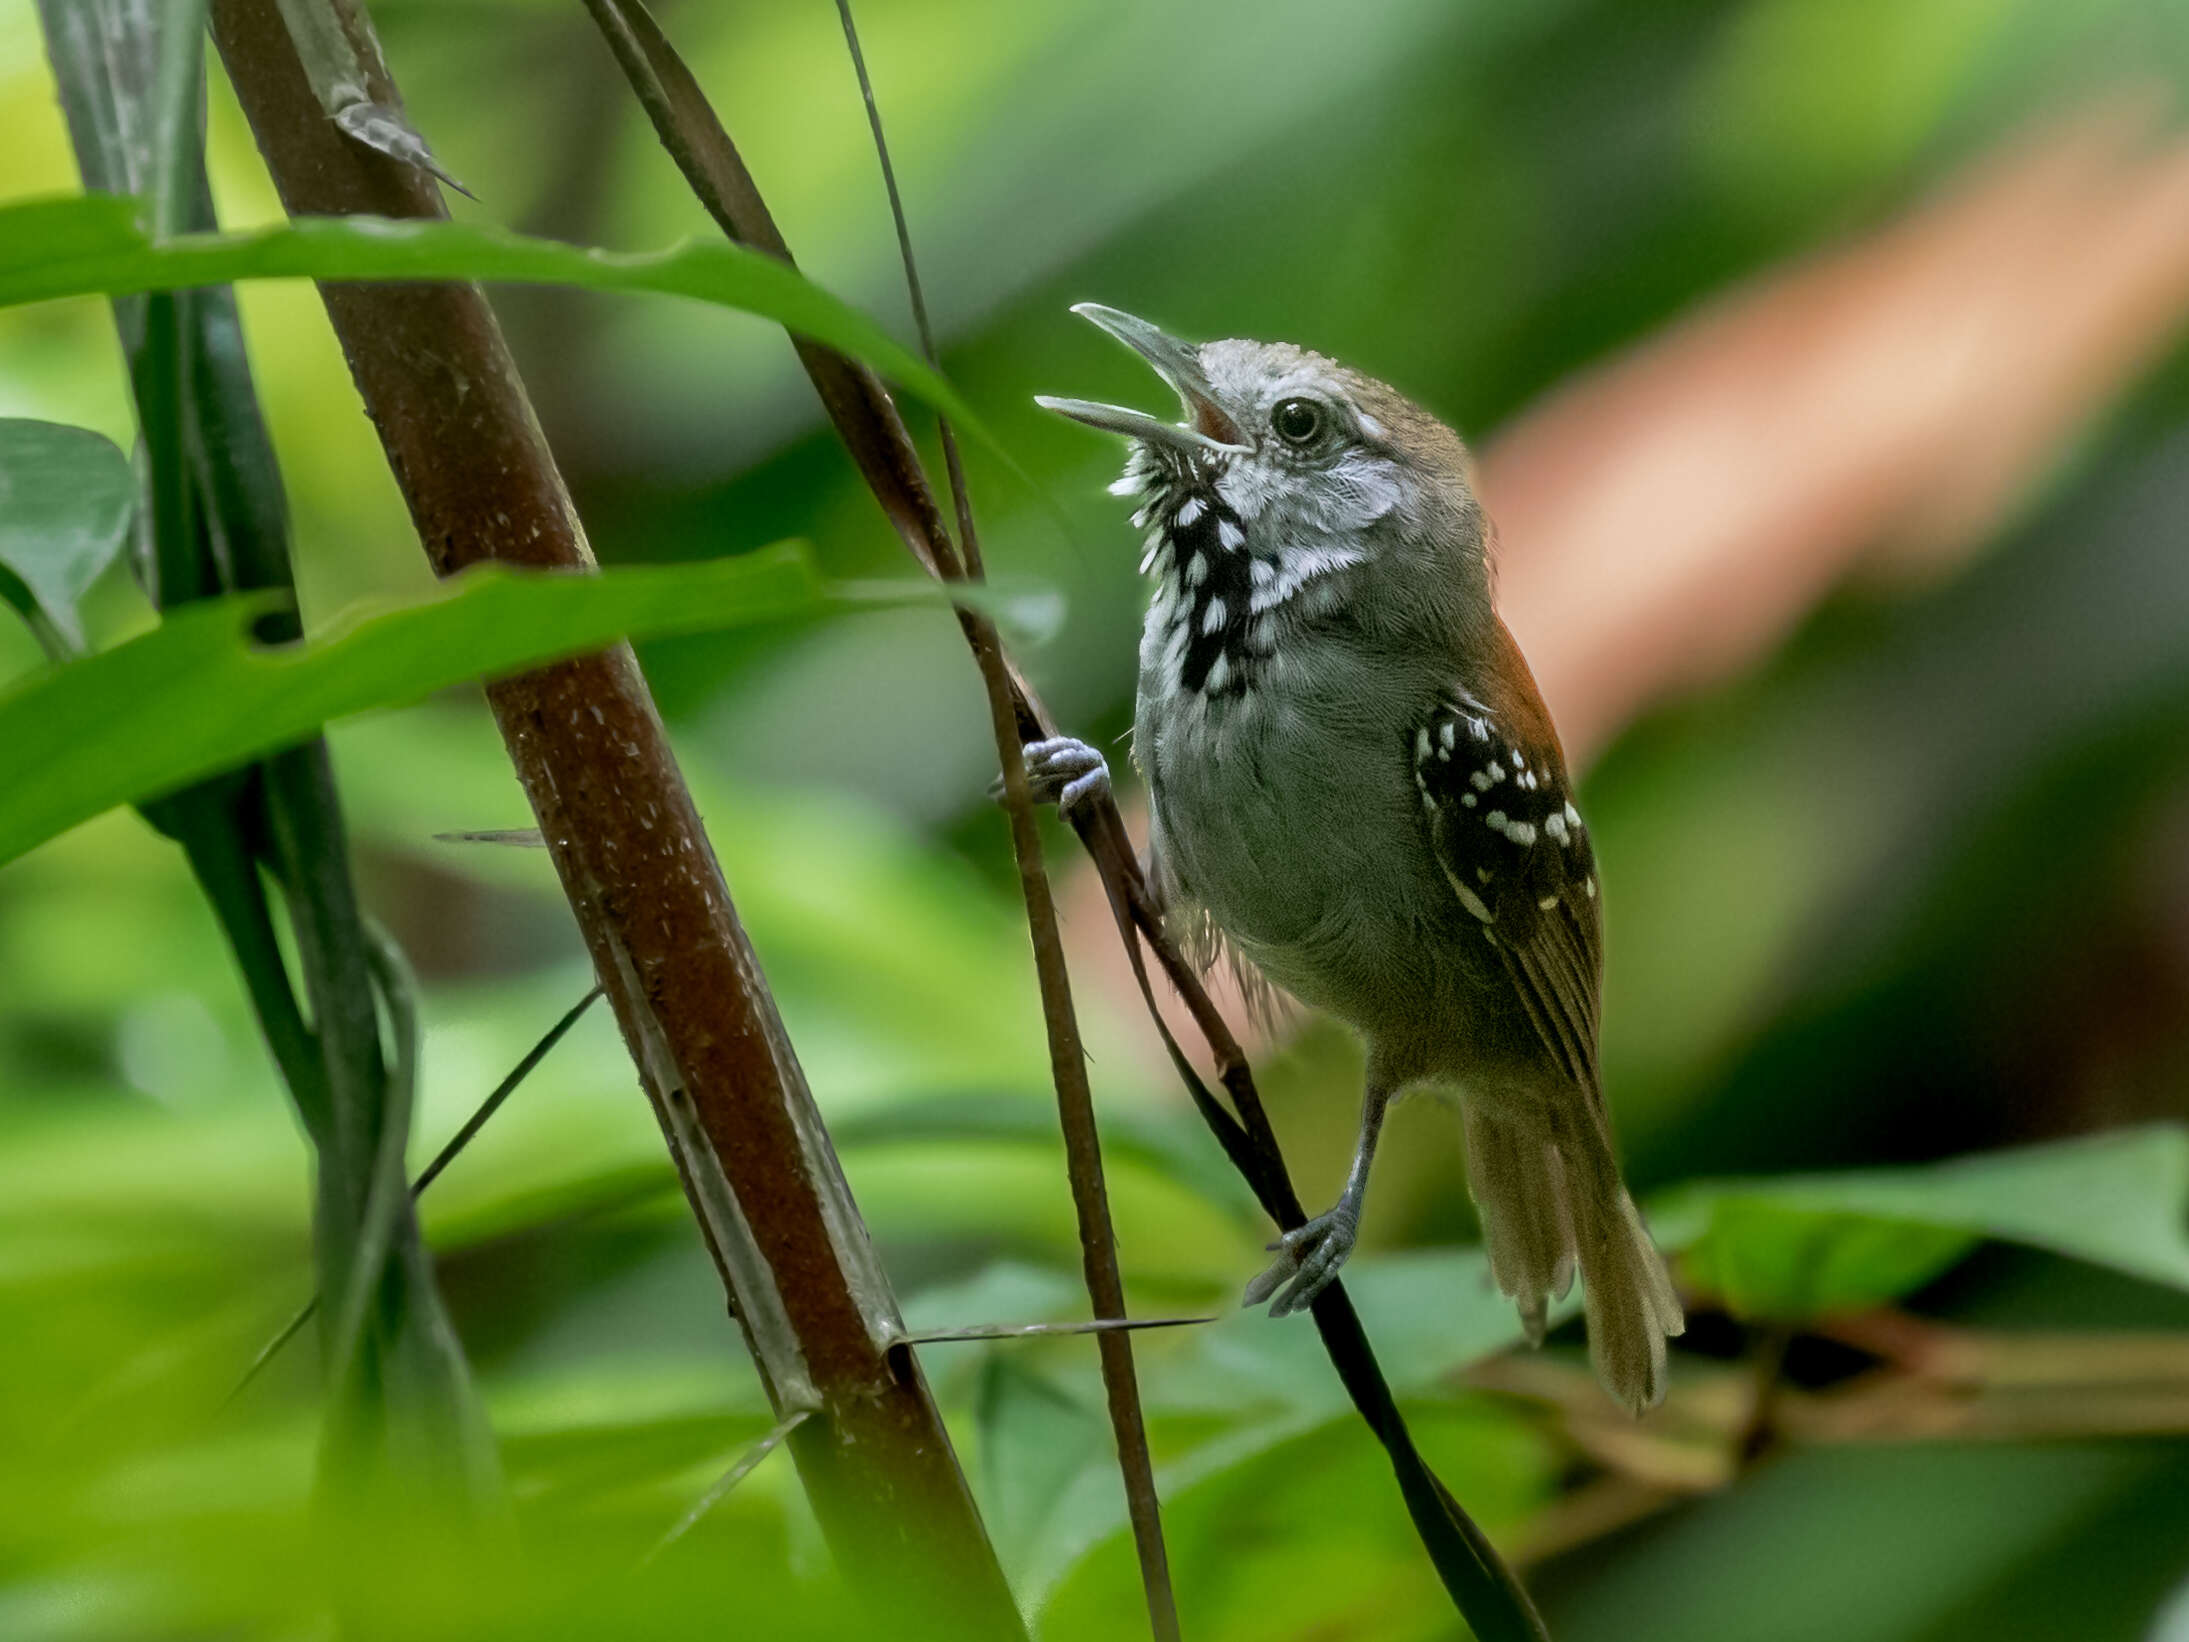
[{"xmin": 1470, "ymin": 1315, "xmax": 2189, "ymax": 1566}]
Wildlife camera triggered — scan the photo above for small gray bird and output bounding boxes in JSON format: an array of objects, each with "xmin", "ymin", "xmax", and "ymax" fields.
[{"xmin": 1027, "ymin": 305, "xmax": 1684, "ymax": 1412}]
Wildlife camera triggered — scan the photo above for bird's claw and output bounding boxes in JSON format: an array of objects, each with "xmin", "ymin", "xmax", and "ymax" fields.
[
  {"xmin": 993, "ymin": 736, "xmax": 1111, "ymax": 819},
  {"xmin": 1242, "ymin": 1204, "xmax": 1359, "ymax": 1317}
]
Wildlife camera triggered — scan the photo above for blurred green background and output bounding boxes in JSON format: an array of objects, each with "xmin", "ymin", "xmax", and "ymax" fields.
[{"xmin": 8, "ymin": 0, "xmax": 2189, "ymax": 1637}]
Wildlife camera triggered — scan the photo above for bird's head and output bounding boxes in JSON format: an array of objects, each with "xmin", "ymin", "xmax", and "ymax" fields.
[{"xmin": 1037, "ymin": 304, "xmax": 1484, "ymax": 609}]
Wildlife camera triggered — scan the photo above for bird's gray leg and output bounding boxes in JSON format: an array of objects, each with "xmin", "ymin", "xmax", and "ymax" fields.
[
  {"xmin": 1244, "ymin": 1081, "xmax": 1392, "ymax": 1317},
  {"xmin": 1001, "ymin": 736, "xmax": 1111, "ymax": 819}
]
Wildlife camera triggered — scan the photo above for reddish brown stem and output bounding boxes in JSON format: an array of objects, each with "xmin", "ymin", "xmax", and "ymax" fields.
[{"xmin": 206, "ymin": 3, "xmax": 1023, "ymax": 1633}]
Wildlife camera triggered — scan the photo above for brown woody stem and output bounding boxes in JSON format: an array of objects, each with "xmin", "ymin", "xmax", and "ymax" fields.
[{"xmin": 206, "ymin": 2, "xmax": 1024, "ymax": 1633}]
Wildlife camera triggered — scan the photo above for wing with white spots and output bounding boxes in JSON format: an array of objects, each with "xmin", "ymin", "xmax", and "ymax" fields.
[{"xmin": 1413, "ymin": 689, "xmax": 1605, "ymax": 1094}]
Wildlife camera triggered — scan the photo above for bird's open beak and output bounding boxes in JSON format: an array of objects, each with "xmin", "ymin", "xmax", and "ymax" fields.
[{"xmin": 1035, "ymin": 304, "xmax": 1251, "ymax": 455}]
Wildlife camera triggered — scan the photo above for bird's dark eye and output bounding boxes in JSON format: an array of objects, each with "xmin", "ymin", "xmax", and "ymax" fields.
[{"xmin": 1271, "ymin": 397, "xmax": 1324, "ymax": 445}]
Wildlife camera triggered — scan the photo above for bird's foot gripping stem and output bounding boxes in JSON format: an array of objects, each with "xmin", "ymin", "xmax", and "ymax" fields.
[
  {"xmin": 996, "ymin": 736, "xmax": 1111, "ymax": 819},
  {"xmin": 1242, "ymin": 1198, "xmax": 1361, "ymax": 1318}
]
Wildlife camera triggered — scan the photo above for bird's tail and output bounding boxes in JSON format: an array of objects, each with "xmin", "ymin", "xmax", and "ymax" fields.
[{"xmin": 1463, "ymin": 1103, "xmax": 1684, "ymax": 1414}]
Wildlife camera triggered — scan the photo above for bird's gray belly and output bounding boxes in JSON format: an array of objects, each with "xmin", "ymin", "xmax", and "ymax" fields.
[{"xmin": 1138, "ymin": 662, "xmax": 1467, "ymax": 1031}]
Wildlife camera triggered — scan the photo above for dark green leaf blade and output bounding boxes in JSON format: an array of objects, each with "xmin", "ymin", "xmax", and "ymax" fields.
[{"xmin": 0, "ymin": 419, "xmax": 137, "ymax": 654}]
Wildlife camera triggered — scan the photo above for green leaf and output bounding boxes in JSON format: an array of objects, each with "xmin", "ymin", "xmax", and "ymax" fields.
[
  {"xmin": 1677, "ymin": 1205, "xmax": 1975, "ymax": 1321},
  {"xmin": 992, "ymin": 1251, "xmax": 1550, "ymax": 1612},
  {"xmin": 1656, "ymin": 1125, "xmax": 2189, "ymax": 1319},
  {"xmin": 0, "ymin": 195, "xmax": 981, "ymax": 436},
  {"xmin": 0, "ymin": 419, "xmax": 136, "ymax": 654},
  {"xmin": 0, "ymin": 545, "xmax": 950, "ymax": 866},
  {"xmin": 830, "ymin": 1090, "xmax": 1257, "ymax": 1216},
  {"xmin": 36, "ymin": 0, "xmax": 163, "ymax": 202},
  {"xmin": 1032, "ymin": 1399, "xmax": 1556, "ymax": 1637},
  {"xmin": 973, "ymin": 1354, "xmax": 1112, "ymax": 1583}
]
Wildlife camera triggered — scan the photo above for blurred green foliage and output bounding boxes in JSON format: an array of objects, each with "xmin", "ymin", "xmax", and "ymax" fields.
[{"xmin": 7, "ymin": 0, "xmax": 2189, "ymax": 1638}]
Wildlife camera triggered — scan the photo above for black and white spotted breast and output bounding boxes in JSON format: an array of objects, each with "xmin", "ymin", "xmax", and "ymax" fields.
[{"xmin": 1137, "ymin": 483, "xmax": 1260, "ymax": 698}]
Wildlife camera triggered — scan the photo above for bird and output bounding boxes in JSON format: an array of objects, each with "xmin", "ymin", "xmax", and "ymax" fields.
[{"xmin": 1024, "ymin": 304, "xmax": 1684, "ymax": 1412}]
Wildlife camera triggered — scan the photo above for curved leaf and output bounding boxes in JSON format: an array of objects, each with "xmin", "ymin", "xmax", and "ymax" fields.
[
  {"xmin": 1656, "ymin": 1125, "xmax": 2189, "ymax": 1319},
  {"xmin": 0, "ymin": 419, "xmax": 136, "ymax": 654},
  {"xmin": 0, "ymin": 546, "xmax": 953, "ymax": 865},
  {"xmin": 0, "ymin": 195, "xmax": 982, "ymax": 436}
]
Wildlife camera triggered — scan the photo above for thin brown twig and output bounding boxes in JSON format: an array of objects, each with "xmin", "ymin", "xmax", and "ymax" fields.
[
  {"xmin": 970, "ymin": 619, "xmax": 1183, "ymax": 1642},
  {"xmin": 572, "ymin": 6, "xmax": 1548, "ymax": 1635},
  {"xmin": 575, "ymin": 0, "xmax": 962, "ymax": 581},
  {"xmin": 902, "ymin": 1315, "xmax": 1215, "ymax": 1345},
  {"xmin": 830, "ymin": 5, "xmax": 1179, "ymax": 1636}
]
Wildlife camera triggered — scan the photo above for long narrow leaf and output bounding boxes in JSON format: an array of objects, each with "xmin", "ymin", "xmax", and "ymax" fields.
[
  {"xmin": 148, "ymin": 0, "xmax": 210, "ymax": 237},
  {"xmin": 0, "ymin": 195, "xmax": 981, "ymax": 435},
  {"xmin": 40, "ymin": 0, "xmax": 506, "ymax": 1518},
  {"xmin": 0, "ymin": 547, "xmax": 944, "ymax": 865}
]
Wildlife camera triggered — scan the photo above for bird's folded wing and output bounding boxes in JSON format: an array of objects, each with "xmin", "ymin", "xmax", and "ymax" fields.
[{"xmin": 1411, "ymin": 659, "xmax": 1605, "ymax": 1097}]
